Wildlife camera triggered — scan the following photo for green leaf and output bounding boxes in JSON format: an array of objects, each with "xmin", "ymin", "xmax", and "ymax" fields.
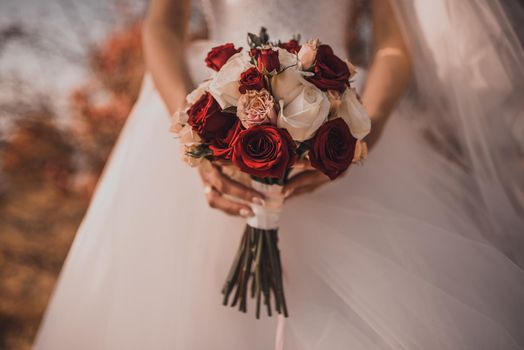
[
  {"xmin": 247, "ymin": 32, "xmax": 262, "ymax": 48},
  {"xmin": 259, "ymin": 27, "xmax": 269, "ymax": 45}
]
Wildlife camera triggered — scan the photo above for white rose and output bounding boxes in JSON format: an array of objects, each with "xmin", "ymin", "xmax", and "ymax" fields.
[
  {"xmin": 271, "ymin": 67, "xmax": 305, "ymax": 105},
  {"xmin": 208, "ymin": 51, "xmax": 253, "ymax": 109},
  {"xmin": 338, "ymin": 88, "xmax": 371, "ymax": 140},
  {"xmin": 277, "ymin": 48, "xmax": 298, "ymax": 69},
  {"xmin": 277, "ymin": 81, "xmax": 330, "ymax": 141},
  {"xmin": 186, "ymin": 80, "xmax": 211, "ymax": 104}
]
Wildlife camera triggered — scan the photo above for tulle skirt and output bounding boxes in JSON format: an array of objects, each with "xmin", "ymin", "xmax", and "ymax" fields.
[{"xmin": 34, "ymin": 43, "xmax": 524, "ymax": 349}]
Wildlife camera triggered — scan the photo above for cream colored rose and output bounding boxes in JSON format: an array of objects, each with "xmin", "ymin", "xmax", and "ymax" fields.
[
  {"xmin": 277, "ymin": 82, "xmax": 330, "ymax": 141},
  {"xmin": 177, "ymin": 125, "xmax": 203, "ymax": 167},
  {"xmin": 271, "ymin": 67, "xmax": 305, "ymax": 105},
  {"xmin": 237, "ymin": 89, "xmax": 277, "ymax": 128},
  {"xmin": 277, "ymin": 48, "xmax": 298, "ymax": 68},
  {"xmin": 208, "ymin": 51, "xmax": 253, "ymax": 109},
  {"xmin": 186, "ymin": 80, "xmax": 211, "ymax": 104},
  {"xmin": 297, "ymin": 39, "xmax": 319, "ymax": 69},
  {"xmin": 170, "ymin": 109, "xmax": 188, "ymax": 133},
  {"xmin": 177, "ymin": 124, "xmax": 201, "ymax": 145},
  {"xmin": 338, "ymin": 88, "xmax": 371, "ymax": 140}
]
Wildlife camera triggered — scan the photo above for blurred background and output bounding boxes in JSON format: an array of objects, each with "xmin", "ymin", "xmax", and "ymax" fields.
[{"xmin": 0, "ymin": 1, "xmax": 209, "ymax": 348}]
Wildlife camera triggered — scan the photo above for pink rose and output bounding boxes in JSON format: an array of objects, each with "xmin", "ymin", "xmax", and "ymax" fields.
[{"xmin": 237, "ymin": 89, "xmax": 277, "ymax": 128}]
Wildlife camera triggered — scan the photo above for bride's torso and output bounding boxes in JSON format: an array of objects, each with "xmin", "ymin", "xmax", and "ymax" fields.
[{"xmin": 200, "ymin": 0, "xmax": 352, "ymax": 55}]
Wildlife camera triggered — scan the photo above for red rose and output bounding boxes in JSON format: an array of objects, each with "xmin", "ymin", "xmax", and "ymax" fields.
[
  {"xmin": 187, "ymin": 92, "xmax": 236, "ymax": 142},
  {"xmin": 238, "ymin": 67, "xmax": 265, "ymax": 94},
  {"xmin": 232, "ymin": 125, "xmax": 297, "ymax": 179},
  {"xmin": 307, "ymin": 45, "xmax": 349, "ymax": 92},
  {"xmin": 205, "ymin": 43, "xmax": 242, "ymax": 71},
  {"xmin": 309, "ymin": 118, "xmax": 356, "ymax": 180},
  {"xmin": 279, "ymin": 39, "xmax": 301, "ymax": 54},
  {"xmin": 209, "ymin": 119, "xmax": 243, "ymax": 160},
  {"xmin": 250, "ymin": 48, "xmax": 280, "ymax": 73}
]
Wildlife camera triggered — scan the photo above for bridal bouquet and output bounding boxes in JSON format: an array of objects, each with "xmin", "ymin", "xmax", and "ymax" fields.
[{"xmin": 171, "ymin": 28, "xmax": 370, "ymax": 318}]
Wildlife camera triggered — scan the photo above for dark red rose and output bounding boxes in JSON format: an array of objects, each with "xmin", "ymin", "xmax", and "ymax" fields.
[
  {"xmin": 232, "ymin": 125, "xmax": 297, "ymax": 179},
  {"xmin": 209, "ymin": 119, "xmax": 243, "ymax": 160},
  {"xmin": 250, "ymin": 48, "xmax": 280, "ymax": 73},
  {"xmin": 307, "ymin": 45, "xmax": 350, "ymax": 92},
  {"xmin": 205, "ymin": 43, "xmax": 242, "ymax": 71},
  {"xmin": 187, "ymin": 92, "xmax": 236, "ymax": 142},
  {"xmin": 279, "ymin": 39, "xmax": 301, "ymax": 54},
  {"xmin": 238, "ymin": 67, "xmax": 265, "ymax": 94},
  {"xmin": 309, "ymin": 118, "xmax": 356, "ymax": 180}
]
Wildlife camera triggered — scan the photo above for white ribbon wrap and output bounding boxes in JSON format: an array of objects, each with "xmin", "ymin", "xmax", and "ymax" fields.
[{"xmin": 246, "ymin": 181, "xmax": 285, "ymax": 230}]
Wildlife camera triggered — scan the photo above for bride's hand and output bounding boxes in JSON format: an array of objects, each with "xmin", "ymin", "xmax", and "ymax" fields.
[
  {"xmin": 198, "ymin": 163, "xmax": 264, "ymax": 218},
  {"xmin": 284, "ymin": 169, "xmax": 330, "ymax": 199}
]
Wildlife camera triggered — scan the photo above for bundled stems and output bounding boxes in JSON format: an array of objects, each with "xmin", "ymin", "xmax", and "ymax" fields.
[{"xmin": 222, "ymin": 225, "xmax": 288, "ymax": 318}]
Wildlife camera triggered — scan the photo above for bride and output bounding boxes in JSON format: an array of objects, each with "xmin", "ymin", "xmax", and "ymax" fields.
[{"xmin": 34, "ymin": 0, "xmax": 524, "ymax": 349}]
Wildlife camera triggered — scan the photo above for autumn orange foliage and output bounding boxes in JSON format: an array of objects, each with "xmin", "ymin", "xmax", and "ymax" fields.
[{"xmin": 70, "ymin": 21, "xmax": 144, "ymax": 183}]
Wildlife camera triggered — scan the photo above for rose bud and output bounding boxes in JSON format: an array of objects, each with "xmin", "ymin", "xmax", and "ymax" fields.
[
  {"xmin": 345, "ymin": 59, "xmax": 358, "ymax": 79},
  {"xmin": 307, "ymin": 44, "xmax": 350, "ymax": 92},
  {"xmin": 238, "ymin": 67, "xmax": 265, "ymax": 94},
  {"xmin": 279, "ymin": 39, "xmax": 301, "ymax": 54},
  {"xmin": 251, "ymin": 48, "xmax": 280, "ymax": 73},
  {"xmin": 352, "ymin": 140, "xmax": 368, "ymax": 163},
  {"xmin": 297, "ymin": 39, "xmax": 319, "ymax": 69},
  {"xmin": 187, "ymin": 92, "xmax": 237, "ymax": 141},
  {"xmin": 209, "ymin": 119, "xmax": 243, "ymax": 160},
  {"xmin": 181, "ymin": 144, "xmax": 204, "ymax": 167},
  {"xmin": 237, "ymin": 89, "xmax": 277, "ymax": 128},
  {"xmin": 205, "ymin": 43, "xmax": 242, "ymax": 71},
  {"xmin": 326, "ymin": 89, "xmax": 342, "ymax": 116},
  {"xmin": 232, "ymin": 125, "xmax": 297, "ymax": 179},
  {"xmin": 309, "ymin": 118, "xmax": 357, "ymax": 180}
]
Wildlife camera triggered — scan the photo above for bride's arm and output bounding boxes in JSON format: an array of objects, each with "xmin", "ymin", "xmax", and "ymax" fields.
[
  {"xmin": 143, "ymin": 0, "xmax": 263, "ymax": 217},
  {"xmin": 284, "ymin": 0, "xmax": 411, "ymax": 198},
  {"xmin": 361, "ymin": 0, "xmax": 411, "ymax": 148},
  {"xmin": 143, "ymin": 0, "xmax": 194, "ymax": 113}
]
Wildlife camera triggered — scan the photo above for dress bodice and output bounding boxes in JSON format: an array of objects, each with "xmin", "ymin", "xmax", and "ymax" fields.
[{"xmin": 201, "ymin": 0, "xmax": 352, "ymax": 56}]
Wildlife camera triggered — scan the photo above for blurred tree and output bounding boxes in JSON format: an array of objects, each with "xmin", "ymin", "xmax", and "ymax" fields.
[{"xmin": 68, "ymin": 20, "xmax": 144, "ymax": 194}]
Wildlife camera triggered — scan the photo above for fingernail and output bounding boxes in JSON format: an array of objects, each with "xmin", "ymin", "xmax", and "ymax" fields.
[
  {"xmin": 239, "ymin": 208, "xmax": 254, "ymax": 218},
  {"xmin": 252, "ymin": 197, "xmax": 265, "ymax": 206}
]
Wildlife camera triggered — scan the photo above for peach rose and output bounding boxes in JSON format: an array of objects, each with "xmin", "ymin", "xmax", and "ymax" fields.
[
  {"xmin": 352, "ymin": 140, "xmax": 368, "ymax": 164},
  {"xmin": 237, "ymin": 89, "xmax": 277, "ymax": 128},
  {"xmin": 345, "ymin": 59, "xmax": 358, "ymax": 79},
  {"xmin": 297, "ymin": 39, "xmax": 319, "ymax": 69},
  {"xmin": 326, "ymin": 89, "xmax": 342, "ymax": 116}
]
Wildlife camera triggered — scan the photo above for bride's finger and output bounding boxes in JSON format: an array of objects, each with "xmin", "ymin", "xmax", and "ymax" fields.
[
  {"xmin": 215, "ymin": 170, "xmax": 266, "ymax": 204},
  {"xmin": 205, "ymin": 188, "xmax": 254, "ymax": 217},
  {"xmin": 285, "ymin": 185, "xmax": 317, "ymax": 200},
  {"xmin": 204, "ymin": 164, "xmax": 264, "ymax": 204},
  {"xmin": 284, "ymin": 170, "xmax": 329, "ymax": 198}
]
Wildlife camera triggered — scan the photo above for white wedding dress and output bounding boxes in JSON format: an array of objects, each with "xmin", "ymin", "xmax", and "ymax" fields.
[{"xmin": 34, "ymin": 0, "xmax": 524, "ymax": 349}]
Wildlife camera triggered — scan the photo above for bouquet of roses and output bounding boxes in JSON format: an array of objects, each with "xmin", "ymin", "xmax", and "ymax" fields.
[{"xmin": 171, "ymin": 28, "xmax": 370, "ymax": 318}]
